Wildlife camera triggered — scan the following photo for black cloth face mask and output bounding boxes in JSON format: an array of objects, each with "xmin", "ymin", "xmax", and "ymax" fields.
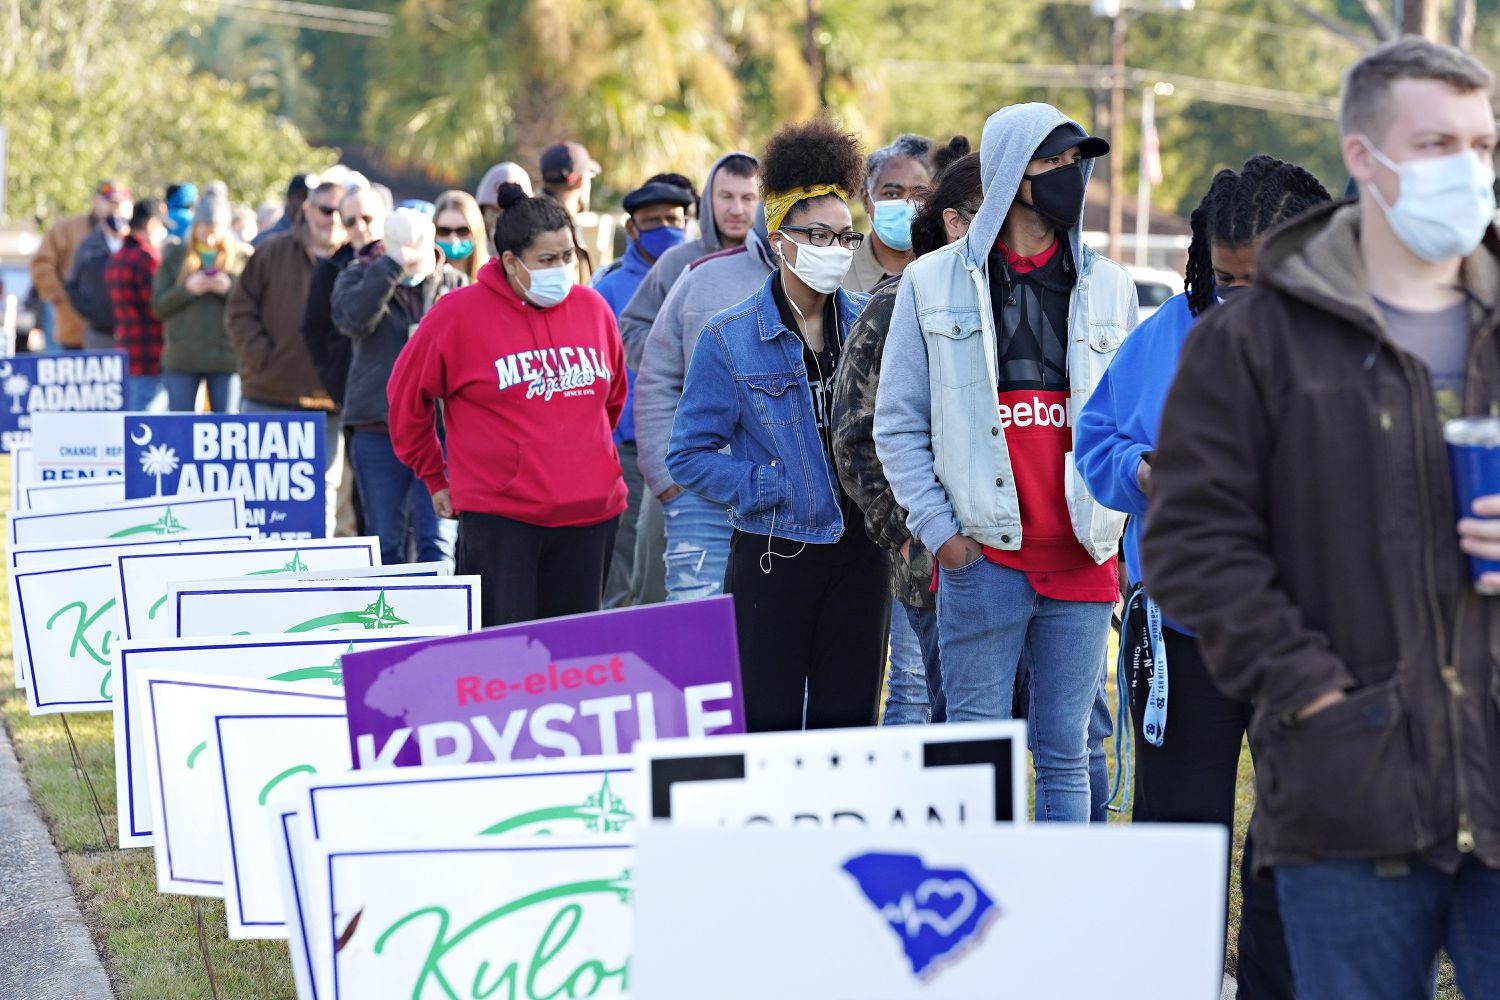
[{"xmin": 1022, "ymin": 161, "xmax": 1087, "ymax": 231}]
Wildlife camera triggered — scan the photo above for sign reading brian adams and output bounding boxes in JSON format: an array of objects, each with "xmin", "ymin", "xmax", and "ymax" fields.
[
  {"xmin": 123, "ymin": 413, "xmax": 327, "ymax": 538},
  {"xmin": 0, "ymin": 351, "xmax": 126, "ymax": 454},
  {"xmin": 340, "ymin": 598, "xmax": 745, "ymax": 769}
]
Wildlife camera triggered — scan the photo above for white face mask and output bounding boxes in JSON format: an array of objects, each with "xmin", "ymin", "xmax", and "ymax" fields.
[
  {"xmin": 1361, "ymin": 137, "xmax": 1496, "ymax": 263},
  {"xmin": 513, "ymin": 259, "xmax": 574, "ymax": 308},
  {"xmin": 778, "ymin": 236, "xmax": 853, "ymax": 294}
]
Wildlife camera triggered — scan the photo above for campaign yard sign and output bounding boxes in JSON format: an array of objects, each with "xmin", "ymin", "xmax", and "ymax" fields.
[
  {"xmin": 168, "ymin": 576, "xmax": 479, "ymax": 639},
  {"xmin": 124, "ymin": 413, "xmax": 327, "ymax": 539},
  {"xmin": 326, "ymin": 840, "xmax": 634, "ymax": 1000},
  {"xmin": 638, "ymin": 722, "xmax": 1027, "ymax": 828},
  {"xmin": 6, "ymin": 491, "xmax": 247, "ymax": 546},
  {"xmin": 630, "ymin": 825, "xmax": 1229, "ymax": 1000},
  {"xmin": 0, "ymin": 352, "xmax": 126, "ymax": 454},
  {"xmin": 274, "ymin": 757, "xmax": 637, "ymax": 996},
  {"xmin": 113, "ymin": 628, "xmax": 456, "ymax": 849},
  {"xmin": 31, "ymin": 410, "xmax": 129, "ymax": 479},
  {"xmin": 17, "ymin": 477, "xmax": 125, "ymax": 512},
  {"xmin": 340, "ymin": 597, "xmax": 744, "ymax": 770}
]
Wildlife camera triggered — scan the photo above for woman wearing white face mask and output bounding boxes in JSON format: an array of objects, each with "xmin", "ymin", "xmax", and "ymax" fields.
[
  {"xmin": 667, "ymin": 119, "xmax": 890, "ymax": 732},
  {"xmin": 387, "ymin": 182, "xmax": 629, "ymax": 627}
]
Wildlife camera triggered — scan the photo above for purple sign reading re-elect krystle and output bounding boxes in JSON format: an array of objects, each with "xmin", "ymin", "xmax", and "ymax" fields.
[{"xmin": 341, "ymin": 597, "xmax": 744, "ymax": 769}]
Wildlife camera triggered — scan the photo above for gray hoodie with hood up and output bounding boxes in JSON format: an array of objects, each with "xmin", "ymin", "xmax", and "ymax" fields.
[
  {"xmin": 617, "ymin": 151, "xmax": 756, "ymax": 369},
  {"xmin": 873, "ymin": 103, "xmax": 1137, "ymax": 561}
]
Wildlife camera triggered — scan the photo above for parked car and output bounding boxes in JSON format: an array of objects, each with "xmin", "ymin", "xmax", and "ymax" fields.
[{"xmin": 1125, "ymin": 265, "xmax": 1183, "ymax": 321}]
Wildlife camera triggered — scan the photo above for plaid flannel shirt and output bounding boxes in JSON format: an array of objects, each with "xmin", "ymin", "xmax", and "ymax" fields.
[{"xmin": 104, "ymin": 234, "xmax": 162, "ymax": 375}]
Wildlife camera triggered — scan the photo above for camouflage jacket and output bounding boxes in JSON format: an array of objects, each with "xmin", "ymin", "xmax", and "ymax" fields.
[{"xmin": 831, "ymin": 280, "xmax": 935, "ymax": 609}]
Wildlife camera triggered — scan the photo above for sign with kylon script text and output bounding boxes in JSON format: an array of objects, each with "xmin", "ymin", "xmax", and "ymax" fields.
[{"xmin": 340, "ymin": 597, "xmax": 745, "ymax": 769}]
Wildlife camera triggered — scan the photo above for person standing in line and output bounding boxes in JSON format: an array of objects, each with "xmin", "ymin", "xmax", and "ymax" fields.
[
  {"xmin": 301, "ymin": 183, "xmax": 391, "ymax": 537},
  {"xmin": 834, "ymin": 139, "xmax": 977, "ymax": 727},
  {"xmin": 65, "ymin": 182, "xmax": 134, "ymax": 349},
  {"xmin": 388, "ymin": 184, "xmax": 627, "ymax": 626},
  {"xmin": 104, "ymin": 197, "xmax": 170, "ymax": 412},
  {"xmin": 334, "ymin": 207, "xmax": 467, "ymax": 566},
  {"xmin": 618, "ymin": 153, "xmax": 761, "ymax": 606},
  {"xmin": 433, "ymin": 191, "xmax": 490, "ymax": 284},
  {"xmin": 154, "ymin": 182, "xmax": 250, "ymax": 413},
  {"xmin": 475, "ymin": 162, "xmax": 534, "ymax": 257},
  {"xmin": 669, "ymin": 118, "xmax": 889, "ymax": 732},
  {"xmin": 254, "ymin": 173, "xmax": 317, "ymax": 247},
  {"xmin": 31, "ymin": 181, "xmax": 133, "ymax": 351},
  {"xmin": 593, "ymin": 177, "xmax": 695, "ymax": 608},
  {"xmin": 1145, "ymin": 38, "xmax": 1500, "ymax": 999},
  {"xmin": 1077, "ymin": 154, "xmax": 1330, "ymax": 998},
  {"xmin": 875, "ymin": 104, "xmax": 1138, "ymax": 821},
  {"xmin": 540, "ymin": 141, "xmax": 602, "ymax": 282},
  {"xmin": 226, "ymin": 179, "xmax": 348, "ymax": 535},
  {"xmin": 230, "ymin": 204, "xmax": 259, "ymax": 247},
  {"xmin": 846, "ymin": 134, "xmax": 934, "ymax": 294},
  {"xmin": 164, "ymin": 183, "xmax": 198, "ymax": 243}
]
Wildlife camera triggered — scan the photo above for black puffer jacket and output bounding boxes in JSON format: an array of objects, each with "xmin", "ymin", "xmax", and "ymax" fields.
[{"xmin": 332, "ymin": 246, "xmax": 467, "ymax": 427}]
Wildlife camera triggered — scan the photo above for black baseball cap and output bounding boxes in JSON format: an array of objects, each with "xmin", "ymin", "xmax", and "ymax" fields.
[
  {"xmin": 1033, "ymin": 125, "xmax": 1110, "ymax": 160},
  {"xmin": 622, "ymin": 180, "xmax": 695, "ymax": 215},
  {"xmin": 540, "ymin": 142, "xmax": 602, "ymax": 185}
]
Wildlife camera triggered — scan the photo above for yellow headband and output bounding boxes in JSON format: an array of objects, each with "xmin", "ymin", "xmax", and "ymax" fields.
[{"xmin": 763, "ymin": 184, "xmax": 851, "ymax": 236}]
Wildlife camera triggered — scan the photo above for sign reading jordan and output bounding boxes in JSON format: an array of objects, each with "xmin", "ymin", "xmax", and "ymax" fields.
[
  {"xmin": 123, "ymin": 413, "xmax": 327, "ymax": 539},
  {"xmin": 340, "ymin": 598, "xmax": 745, "ymax": 769}
]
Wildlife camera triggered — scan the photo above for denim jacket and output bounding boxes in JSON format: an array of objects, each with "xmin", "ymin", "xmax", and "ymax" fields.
[{"xmin": 667, "ymin": 273, "xmax": 871, "ymax": 544}]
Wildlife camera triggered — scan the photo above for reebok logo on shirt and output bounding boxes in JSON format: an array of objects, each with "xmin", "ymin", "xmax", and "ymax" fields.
[
  {"xmin": 493, "ymin": 346, "xmax": 614, "ymax": 402},
  {"xmin": 996, "ymin": 393, "xmax": 1073, "ymax": 431}
]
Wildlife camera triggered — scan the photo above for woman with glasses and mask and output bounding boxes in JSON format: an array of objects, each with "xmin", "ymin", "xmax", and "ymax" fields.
[
  {"xmin": 388, "ymin": 183, "xmax": 627, "ymax": 627},
  {"xmin": 433, "ymin": 190, "xmax": 490, "ymax": 283},
  {"xmin": 667, "ymin": 118, "xmax": 888, "ymax": 733}
]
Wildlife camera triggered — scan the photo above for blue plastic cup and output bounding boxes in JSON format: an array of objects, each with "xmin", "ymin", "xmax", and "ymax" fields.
[{"xmin": 1446, "ymin": 416, "xmax": 1500, "ymax": 595}]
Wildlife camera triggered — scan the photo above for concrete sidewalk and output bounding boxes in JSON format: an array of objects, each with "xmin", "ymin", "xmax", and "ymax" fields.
[{"xmin": 0, "ymin": 723, "xmax": 113, "ymax": 999}]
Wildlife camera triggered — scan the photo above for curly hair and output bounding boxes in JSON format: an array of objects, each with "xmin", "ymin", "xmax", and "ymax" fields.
[
  {"xmin": 760, "ymin": 116, "xmax": 864, "ymax": 226},
  {"xmin": 1184, "ymin": 154, "xmax": 1331, "ymax": 316}
]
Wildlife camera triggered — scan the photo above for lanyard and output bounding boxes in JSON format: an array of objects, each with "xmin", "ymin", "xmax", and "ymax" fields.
[{"xmin": 1141, "ymin": 595, "xmax": 1169, "ymax": 748}]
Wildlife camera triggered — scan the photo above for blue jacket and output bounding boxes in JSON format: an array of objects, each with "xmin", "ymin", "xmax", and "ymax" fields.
[
  {"xmin": 1076, "ymin": 291, "xmax": 1197, "ymax": 629},
  {"xmin": 592, "ymin": 243, "xmax": 653, "ymax": 443},
  {"xmin": 667, "ymin": 273, "xmax": 870, "ymax": 544}
]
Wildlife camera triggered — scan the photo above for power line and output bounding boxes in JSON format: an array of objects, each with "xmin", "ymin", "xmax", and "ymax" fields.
[
  {"xmin": 882, "ymin": 59, "xmax": 1339, "ymax": 120},
  {"xmin": 193, "ymin": 0, "xmax": 392, "ymax": 36}
]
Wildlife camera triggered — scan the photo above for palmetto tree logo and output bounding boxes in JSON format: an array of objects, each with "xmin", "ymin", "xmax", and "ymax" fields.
[
  {"xmin": 139, "ymin": 443, "xmax": 180, "ymax": 497},
  {"xmin": 3, "ymin": 372, "xmax": 30, "ymax": 414}
]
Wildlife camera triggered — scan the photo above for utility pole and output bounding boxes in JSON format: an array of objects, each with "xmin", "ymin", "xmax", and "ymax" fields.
[
  {"xmin": 805, "ymin": 0, "xmax": 825, "ymax": 106},
  {"xmin": 1108, "ymin": 11, "xmax": 1127, "ymax": 263}
]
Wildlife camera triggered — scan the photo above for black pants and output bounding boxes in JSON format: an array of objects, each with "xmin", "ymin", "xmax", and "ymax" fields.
[
  {"xmin": 727, "ymin": 525, "xmax": 890, "ymax": 732},
  {"xmin": 1131, "ymin": 627, "xmax": 1295, "ymax": 1000},
  {"xmin": 457, "ymin": 511, "xmax": 619, "ymax": 627}
]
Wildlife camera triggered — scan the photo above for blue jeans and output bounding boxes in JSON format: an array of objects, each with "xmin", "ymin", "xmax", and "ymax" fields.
[
  {"xmin": 884, "ymin": 600, "xmax": 945, "ymax": 724},
  {"xmin": 126, "ymin": 374, "xmax": 167, "ymax": 412},
  {"xmin": 937, "ymin": 557, "xmax": 1112, "ymax": 822},
  {"xmin": 660, "ymin": 489, "xmax": 732, "ymax": 602},
  {"xmin": 350, "ymin": 428, "xmax": 454, "ymax": 567},
  {"xmin": 1088, "ymin": 665, "xmax": 1112, "ymax": 822},
  {"xmin": 162, "ymin": 372, "xmax": 240, "ymax": 412},
  {"xmin": 1276, "ymin": 856, "xmax": 1500, "ymax": 999}
]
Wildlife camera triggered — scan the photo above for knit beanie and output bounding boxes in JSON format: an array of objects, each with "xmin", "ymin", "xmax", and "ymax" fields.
[{"xmin": 193, "ymin": 181, "xmax": 232, "ymax": 228}]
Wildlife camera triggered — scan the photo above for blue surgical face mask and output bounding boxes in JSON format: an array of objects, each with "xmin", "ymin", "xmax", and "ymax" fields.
[
  {"xmin": 437, "ymin": 238, "xmax": 474, "ymax": 262},
  {"xmin": 515, "ymin": 259, "xmax": 574, "ymax": 308},
  {"xmin": 1360, "ymin": 137, "xmax": 1497, "ymax": 263},
  {"xmin": 635, "ymin": 224, "xmax": 687, "ymax": 260},
  {"xmin": 871, "ymin": 199, "xmax": 920, "ymax": 252}
]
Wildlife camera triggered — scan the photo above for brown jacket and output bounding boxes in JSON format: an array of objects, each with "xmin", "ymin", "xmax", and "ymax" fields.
[
  {"xmin": 1144, "ymin": 201, "xmax": 1500, "ymax": 871},
  {"xmin": 29, "ymin": 213, "xmax": 92, "ymax": 348},
  {"xmin": 225, "ymin": 228, "xmax": 334, "ymax": 409}
]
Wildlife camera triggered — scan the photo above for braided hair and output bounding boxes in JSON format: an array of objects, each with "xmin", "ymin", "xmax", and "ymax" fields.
[{"xmin": 1184, "ymin": 155, "xmax": 1331, "ymax": 317}]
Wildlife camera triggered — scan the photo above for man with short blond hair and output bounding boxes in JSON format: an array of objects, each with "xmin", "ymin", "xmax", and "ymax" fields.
[{"xmin": 1145, "ymin": 36, "xmax": 1500, "ymax": 998}]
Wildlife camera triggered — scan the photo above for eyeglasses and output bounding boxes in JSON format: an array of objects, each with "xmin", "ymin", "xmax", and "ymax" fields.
[
  {"xmin": 342, "ymin": 214, "xmax": 374, "ymax": 228},
  {"xmin": 781, "ymin": 226, "xmax": 864, "ymax": 251},
  {"xmin": 436, "ymin": 225, "xmax": 472, "ymax": 239},
  {"xmin": 312, "ymin": 204, "xmax": 339, "ymax": 216}
]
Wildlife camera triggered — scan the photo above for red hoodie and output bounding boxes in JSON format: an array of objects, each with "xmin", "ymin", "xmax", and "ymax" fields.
[{"xmin": 388, "ymin": 259, "xmax": 628, "ymax": 527}]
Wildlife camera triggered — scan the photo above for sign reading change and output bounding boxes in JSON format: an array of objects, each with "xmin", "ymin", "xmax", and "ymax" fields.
[
  {"xmin": 340, "ymin": 597, "xmax": 744, "ymax": 769},
  {"xmin": 124, "ymin": 413, "xmax": 327, "ymax": 538}
]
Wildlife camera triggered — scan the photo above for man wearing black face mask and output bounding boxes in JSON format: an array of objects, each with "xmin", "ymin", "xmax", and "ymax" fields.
[
  {"xmin": 65, "ymin": 181, "xmax": 134, "ymax": 348},
  {"xmin": 875, "ymin": 106, "xmax": 1138, "ymax": 822}
]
